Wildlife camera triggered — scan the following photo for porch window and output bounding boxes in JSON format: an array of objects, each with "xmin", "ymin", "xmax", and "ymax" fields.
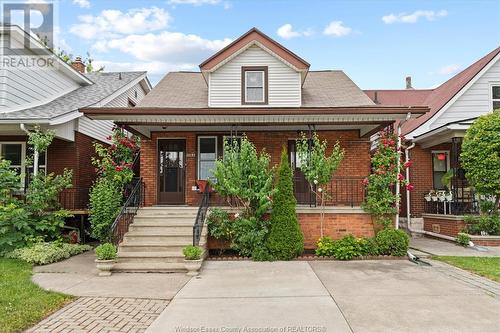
[
  {"xmin": 197, "ymin": 136, "xmax": 217, "ymax": 180},
  {"xmin": 242, "ymin": 66, "xmax": 268, "ymax": 104},
  {"xmin": 432, "ymin": 151, "xmax": 450, "ymax": 189},
  {"xmin": 493, "ymin": 86, "xmax": 500, "ymax": 110}
]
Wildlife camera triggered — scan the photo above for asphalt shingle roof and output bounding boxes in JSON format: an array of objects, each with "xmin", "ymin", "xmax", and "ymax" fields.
[
  {"xmin": 0, "ymin": 71, "xmax": 146, "ymax": 120},
  {"xmin": 137, "ymin": 70, "xmax": 374, "ymax": 108}
]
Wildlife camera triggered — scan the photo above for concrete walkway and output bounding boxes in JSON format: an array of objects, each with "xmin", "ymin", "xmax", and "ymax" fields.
[
  {"xmin": 146, "ymin": 260, "xmax": 500, "ymax": 333},
  {"xmin": 410, "ymin": 237, "xmax": 500, "ymax": 257},
  {"xmin": 33, "ymin": 251, "xmax": 189, "ymax": 299}
]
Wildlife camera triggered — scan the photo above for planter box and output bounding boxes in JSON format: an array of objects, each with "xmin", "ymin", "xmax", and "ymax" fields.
[{"xmin": 469, "ymin": 235, "xmax": 500, "ymax": 246}]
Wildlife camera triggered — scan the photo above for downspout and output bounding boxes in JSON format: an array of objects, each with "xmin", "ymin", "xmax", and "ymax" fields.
[
  {"xmin": 395, "ymin": 113, "xmax": 411, "ymax": 229},
  {"xmin": 405, "ymin": 142, "xmax": 416, "ymax": 229},
  {"xmin": 20, "ymin": 124, "xmax": 38, "ymax": 177}
]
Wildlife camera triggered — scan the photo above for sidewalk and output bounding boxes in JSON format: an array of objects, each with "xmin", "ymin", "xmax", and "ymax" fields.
[{"xmin": 410, "ymin": 237, "xmax": 500, "ymax": 257}]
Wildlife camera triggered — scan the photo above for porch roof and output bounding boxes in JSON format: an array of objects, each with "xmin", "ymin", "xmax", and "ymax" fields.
[
  {"xmin": 413, "ymin": 117, "xmax": 476, "ymax": 148},
  {"xmin": 81, "ymin": 106, "xmax": 427, "ymax": 138}
]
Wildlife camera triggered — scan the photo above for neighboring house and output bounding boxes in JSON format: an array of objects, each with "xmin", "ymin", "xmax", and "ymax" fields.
[
  {"xmin": 365, "ymin": 46, "xmax": 500, "ymax": 245},
  {"xmin": 82, "ymin": 28, "xmax": 427, "ymax": 271},
  {"xmin": 0, "ymin": 25, "xmax": 152, "ymax": 216}
]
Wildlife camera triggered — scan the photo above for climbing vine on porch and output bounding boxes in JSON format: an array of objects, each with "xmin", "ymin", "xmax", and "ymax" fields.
[{"xmin": 362, "ymin": 130, "xmax": 411, "ymax": 228}]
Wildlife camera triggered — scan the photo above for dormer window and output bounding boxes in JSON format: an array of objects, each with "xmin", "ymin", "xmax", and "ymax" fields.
[{"xmin": 242, "ymin": 66, "xmax": 268, "ymax": 105}]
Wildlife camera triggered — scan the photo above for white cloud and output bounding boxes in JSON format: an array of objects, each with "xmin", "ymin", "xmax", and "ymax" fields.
[
  {"xmin": 93, "ymin": 31, "xmax": 231, "ymax": 65},
  {"xmin": 70, "ymin": 7, "xmax": 170, "ymax": 39},
  {"xmin": 382, "ymin": 10, "xmax": 448, "ymax": 24},
  {"xmin": 323, "ymin": 21, "xmax": 352, "ymax": 37},
  {"xmin": 93, "ymin": 60, "xmax": 196, "ymax": 76},
  {"xmin": 168, "ymin": 0, "xmax": 221, "ymax": 5},
  {"xmin": 277, "ymin": 24, "xmax": 313, "ymax": 39},
  {"xmin": 438, "ymin": 64, "xmax": 461, "ymax": 75},
  {"xmin": 73, "ymin": 0, "xmax": 90, "ymax": 8}
]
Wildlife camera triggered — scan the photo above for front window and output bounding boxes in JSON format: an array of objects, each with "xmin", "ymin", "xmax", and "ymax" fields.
[
  {"xmin": 1, "ymin": 143, "xmax": 23, "ymax": 176},
  {"xmin": 493, "ymin": 86, "xmax": 500, "ymax": 110},
  {"xmin": 242, "ymin": 66, "xmax": 267, "ymax": 104},
  {"xmin": 432, "ymin": 151, "xmax": 450, "ymax": 189},
  {"xmin": 198, "ymin": 136, "xmax": 217, "ymax": 180}
]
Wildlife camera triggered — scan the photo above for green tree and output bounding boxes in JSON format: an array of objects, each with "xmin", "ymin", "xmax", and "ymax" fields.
[
  {"xmin": 461, "ymin": 109, "xmax": 500, "ymax": 211},
  {"xmin": 267, "ymin": 148, "xmax": 304, "ymax": 260},
  {"xmin": 296, "ymin": 132, "xmax": 344, "ymax": 237}
]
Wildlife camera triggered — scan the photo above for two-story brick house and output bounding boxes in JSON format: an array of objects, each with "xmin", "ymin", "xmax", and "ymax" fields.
[{"xmin": 83, "ymin": 28, "xmax": 427, "ymax": 271}]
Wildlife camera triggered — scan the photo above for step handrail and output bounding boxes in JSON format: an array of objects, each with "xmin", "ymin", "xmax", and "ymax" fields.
[
  {"xmin": 110, "ymin": 177, "xmax": 144, "ymax": 245},
  {"xmin": 193, "ymin": 184, "xmax": 210, "ymax": 246}
]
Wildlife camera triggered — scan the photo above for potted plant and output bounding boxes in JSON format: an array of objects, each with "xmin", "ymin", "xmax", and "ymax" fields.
[
  {"xmin": 183, "ymin": 245, "xmax": 203, "ymax": 276},
  {"xmin": 430, "ymin": 190, "xmax": 438, "ymax": 202},
  {"xmin": 424, "ymin": 192, "xmax": 432, "ymax": 202},
  {"xmin": 445, "ymin": 191, "xmax": 453, "ymax": 201},
  {"xmin": 437, "ymin": 190, "xmax": 446, "ymax": 202},
  {"xmin": 95, "ymin": 243, "xmax": 117, "ymax": 276}
]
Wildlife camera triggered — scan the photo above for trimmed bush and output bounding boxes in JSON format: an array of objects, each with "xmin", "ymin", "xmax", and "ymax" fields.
[
  {"xmin": 315, "ymin": 235, "xmax": 378, "ymax": 259},
  {"xmin": 7, "ymin": 242, "xmax": 92, "ymax": 265},
  {"xmin": 267, "ymin": 148, "xmax": 304, "ymax": 260},
  {"xmin": 375, "ymin": 228, "xmax": 409, "ymax": 256},
  {"xmin": 94, "ymin": 243, "xmax": 117, "ymax": 260},
  {"xmin": 206, "ymin": 208, "xmax": 233, "ymax": 241},
  {"xmin": 456, "ymin": 232, "xmax": 471, "ymax": 247}
]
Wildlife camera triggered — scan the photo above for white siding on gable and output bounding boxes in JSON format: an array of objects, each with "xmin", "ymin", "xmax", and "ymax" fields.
[
  {"xmin": 209, "ymin": 45, "xmax": 301, "ymax": 107},
  {"xmin": 78, "ymin": 81, "xmax": 148, "ymax": 142},
  {"xmin": 104, "ymin": 82, "xmax": 147, "ymax": 107},
  {"xmin": 430, "ymin": 57, "xmax": 500, "ymax": 129},
  {"xmin": 0, "ymin": 33, "xmax": 80, "ymax": 112}
]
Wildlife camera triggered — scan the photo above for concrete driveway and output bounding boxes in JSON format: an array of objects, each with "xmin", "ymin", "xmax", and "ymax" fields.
[{"xmin": 147, "ymin": 259, "xmax": 500, "ymax": 333}]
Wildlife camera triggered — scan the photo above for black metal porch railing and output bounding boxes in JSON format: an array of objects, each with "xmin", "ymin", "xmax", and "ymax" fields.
[
  {"xmin": 293, "ymin": 177, "xmax": 366, "ymax": 207},
  {"xmin": 423, "ymin": 190, "xmax": 479, "ymax": 215},
  {"xmin": 193, "ymin": 184, "xmax": 210, "ymax": 246},
  {"xmin": 110, "ymin": 177, "xmax": 144, "ymax": 245}
]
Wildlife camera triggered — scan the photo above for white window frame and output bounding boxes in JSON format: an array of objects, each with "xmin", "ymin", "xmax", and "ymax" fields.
[
  {"xmin": 244, "ymin": 70, "xmax": 265, "ymax": 103},
  {"xmin": 197, "ymin": 136, "xmax": 218, "ymax": 180},
  {"xmin": 431, "ymin": 150, "xmax": 451, "ymax": 189},
  {"xmin": 0, "ymin": 142, "xmax": 26, "ymax": 188},
  {"xmin": 491, "ymin": 83, "xmax": 500, "ymax": 111}
]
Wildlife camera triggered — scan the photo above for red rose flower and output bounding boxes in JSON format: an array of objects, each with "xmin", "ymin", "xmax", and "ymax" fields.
[
  {"xmin": 405, "ymin": 183, "xmax": 414, "ymax": 191},
  {"xmin": 362, "ymin": 178, "xmax": 369, "ymax": 186},
  {"xmin": 398, "ymin": 173, "xmax": 405, "ymax": 181},
  {"xmin": 403, "ymin": 160, "xmax": 413, "ymax": 168}
]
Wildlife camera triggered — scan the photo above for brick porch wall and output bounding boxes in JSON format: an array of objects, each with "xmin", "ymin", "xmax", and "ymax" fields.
[
  {"xmin": 423, "ymin": 214, "xmax": 466, "ymax": 237},
  {"xmin": 140, "ymin": 130, "xmax": 371, "ymax": 207}
]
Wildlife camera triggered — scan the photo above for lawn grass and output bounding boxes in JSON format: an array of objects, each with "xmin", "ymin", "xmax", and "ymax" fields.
[
  {"xmin": 0, "ymin": 258, "xmax": 73, "ymax": 333},
  {"xmin": 433, "ymin": 256, "xmax": 500, "ymax": 282}
]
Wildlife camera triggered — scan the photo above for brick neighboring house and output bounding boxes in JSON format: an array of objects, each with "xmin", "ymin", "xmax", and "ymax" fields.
[
  {"xmin": 0, "ymin": 25, "xmax": 152, "ymax": 233},
  {"xmin": 365, "ymin": 46, "xmax": 500, "ymax": 245},
  {"xmin": 82, "ymin": 27, "xmax": 427, "ymax": 265}
]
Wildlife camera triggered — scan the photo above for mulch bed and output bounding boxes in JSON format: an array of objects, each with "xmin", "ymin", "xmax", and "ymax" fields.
[{"xmin": 207, "ymin": 250, "xmax": 407, "ymax": 261}]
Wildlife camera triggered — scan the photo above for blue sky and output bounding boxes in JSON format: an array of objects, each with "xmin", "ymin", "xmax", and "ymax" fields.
[{"xmin": 24, "ymin": 0, "xmax": 500, "ymax": 87}]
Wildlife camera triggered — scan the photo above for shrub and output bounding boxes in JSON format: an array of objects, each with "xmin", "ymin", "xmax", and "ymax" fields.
[
  {"xmin": 315, "ymin": 235, "xmax": 377, "ymax": 259},
  {"xmin": 183, "ymin": 245, "xmax": 203, "ymax": 260},
  {"xmin": 456, "ymin": 232, "xmax": 471, "ymax": 247},
  {"xmin": 7, "ymin": 242, "xmax": 92, "ymax": 265},
  {"xmin": 206, "ymin": 208, "xmax": 233, "ymax": 241},
  {"xmin": 95, "ymin": 243, "xmax": 117, "ymax": 260},
  {"xmin": 461, "ymin": 109, "xmax": 500, "ymax": 210},
  {"xmin": 89, "ymin": 178, "xmax": 123, "ymax": 242},
  {"xmin": 375, "ymin": 228, "xmax": 409, "ymax": 256},
  {"xmin": 267, "ymin": 148, "xmax": 304, "ymax": 260},
  {"xmin": 231, "ymin": 216, "xmax": 269, "ymax": 258},
  {"xmin": 465, "ymin": 213, "xmax": 500, "ymax": 236}
]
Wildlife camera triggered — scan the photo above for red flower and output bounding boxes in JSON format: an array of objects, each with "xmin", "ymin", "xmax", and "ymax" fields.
[
  {"xmin": 404, "ymin": 160, "xmax": 413, "ymax": 168},
  {"xmin": 397, "ymin": 173, "xmax": 405, "ymax": 181},
  {"xmin": 362, "ymin": 178, "xmax": 369, "ymax": 186},
  {"xmin": 405, "ymin": 183, "xmax": 414, "ymax": 191},
  {"xmin": 106, "ymin": 135, "xmax": 112, "ymax": 140},
  {"xmin": 388, "ymin": 139, "xmax": 395, "ymax": 146},
  {"xmin": 115, "ymin": 165, "xmax": 124, "ymax": 172}
]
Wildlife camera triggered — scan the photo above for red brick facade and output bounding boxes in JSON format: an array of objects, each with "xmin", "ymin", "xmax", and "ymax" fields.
[
  {"xmin": 404, "ymin": 143, "xmax": 451, "ymax": 218},
  {"xmin": 140, "ymin": 130, "xmax": 371, "ymax": 207},
  {"xmin": 298, "ymin": 212, "xmax": 375, "ymax": 249}
]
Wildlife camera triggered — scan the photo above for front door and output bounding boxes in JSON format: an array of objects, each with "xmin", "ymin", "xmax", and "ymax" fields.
[
  {"xmin": 158, "ymin": 139, "xmax": 186, "ymax": 204},
  {"xmin": 288, "ymin": 140, "xmax": 313, "ymax": 205}
]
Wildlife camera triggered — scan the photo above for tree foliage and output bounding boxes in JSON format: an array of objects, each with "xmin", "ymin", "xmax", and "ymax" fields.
[
  {"xmin": 212, "ymin": 135, "xmax": 274, "ymax": 219},
  {"xmin": 267, "ymin": 148, "xmax": 304, "ymax": 260},
  {"xmin": 461, "ymin": 109, "xmax": 500, "ymax": 210}
]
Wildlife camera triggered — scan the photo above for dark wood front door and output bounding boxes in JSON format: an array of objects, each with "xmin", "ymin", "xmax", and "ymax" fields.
[
  {"xmin": 158, "ymin": 139, "xmax": 186, "ymax": 204},
  {"xmin": 288, "ymin": 140, "xmax": 313, "ymax": 205}
]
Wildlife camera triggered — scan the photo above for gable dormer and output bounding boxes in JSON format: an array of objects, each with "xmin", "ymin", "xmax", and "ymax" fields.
[{"xmin": 200, "ymin": 28, "xmax": 310, "ymax": 107}]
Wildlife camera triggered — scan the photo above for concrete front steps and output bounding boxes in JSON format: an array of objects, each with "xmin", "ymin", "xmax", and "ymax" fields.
[{"xmin": 114, "ymin": 206, "xmax": 206, "ymax": 273}]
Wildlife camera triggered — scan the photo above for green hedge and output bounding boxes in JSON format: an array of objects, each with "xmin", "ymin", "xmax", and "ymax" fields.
[{"xmin": 7, "ymin": 242, "xmax": 92, "ymax": 265}]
